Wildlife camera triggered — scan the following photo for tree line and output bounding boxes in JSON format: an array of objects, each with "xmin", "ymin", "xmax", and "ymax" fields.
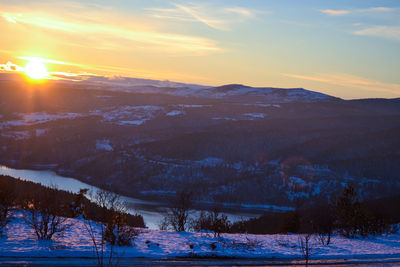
[
  {"xmin": 231, "ymin": 185, "xmax": 400, "ymax": 239},
  {"xmin": 160, "ymin": 185, "xmax": 400, "ymax": 240}
]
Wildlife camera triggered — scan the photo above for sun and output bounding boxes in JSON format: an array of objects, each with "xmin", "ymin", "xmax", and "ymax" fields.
[{"xmin": 24, "ymin": 60, "xmax": 49, "ymax": 80}]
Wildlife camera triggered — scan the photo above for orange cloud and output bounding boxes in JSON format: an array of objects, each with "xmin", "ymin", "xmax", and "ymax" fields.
[{"xmin": 321, "ymin": 9, "xmax": 350, "ymax": 16}]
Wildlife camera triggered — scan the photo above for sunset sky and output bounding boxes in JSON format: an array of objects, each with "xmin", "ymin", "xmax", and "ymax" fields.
[{"xmin": 0, "ymin": 0, "xmax": 399, "ymax": 99}]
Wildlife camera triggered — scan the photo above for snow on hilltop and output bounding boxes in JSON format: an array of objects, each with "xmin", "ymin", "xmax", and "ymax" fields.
[
  {"xmin": 205, "ymin": 84, "xmax": 336, "ymax": 102},
  {"xmin": 73, "ymin": 75, "xmax": 338, "ymax": 102},
  {"xmin": 112, "ymin": 84, "xmax": 337, "ymax": 102},
  {"xmin": 1, "ymin": 211, "xmax": 399, "ymax": 260}
]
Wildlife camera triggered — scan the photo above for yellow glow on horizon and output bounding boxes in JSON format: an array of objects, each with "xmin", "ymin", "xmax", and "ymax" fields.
[{"xmin": 24, "ymin": 60, "xmax": 49, "ymax": 80}]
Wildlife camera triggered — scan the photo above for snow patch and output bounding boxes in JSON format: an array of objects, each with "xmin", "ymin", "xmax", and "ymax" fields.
[
  {"xmin": 166, "ymin": 110, "xmax": 185, "ymax": 116},
  {"xmin": 176, "ymin": 104, "xmax": 211, "ymax": 108},
  {"xmin": 196, "ymin": 157, "xmax": 224, "ymax": 167},
  {"xmin": 96, "ymin": 139, "xmax": 113, "ymax": 151},
  {"xmin": 212, "ymin": 117, "xmax": 237, "ymax": 121},
  {"xmin": 118, "ymin": 120, "xmax": 145, "ymax": 125},
  {"xmin": 243, "ymin": 113, "xmax": 265, "ymax": 119},
  {"xmin": 288, "ymin": 177, "xmax": 308, "ymax": 188},
  {"xmin": 35, "ymin": 129, "xmax": 47, "ymax": 137},
  {"xmin": 243, "ymin": 103, "xmax": 281, "ymax": 108}
]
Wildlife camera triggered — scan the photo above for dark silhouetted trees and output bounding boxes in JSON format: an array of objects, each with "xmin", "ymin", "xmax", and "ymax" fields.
[{"xmin": 0, "ymin": 180, "xmax": 15, "ymax": 234}]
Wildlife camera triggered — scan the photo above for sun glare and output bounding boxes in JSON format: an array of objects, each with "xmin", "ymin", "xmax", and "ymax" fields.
[{"xmin": 24, "ymin": 60, "xmax": 49, "ymax": 80}]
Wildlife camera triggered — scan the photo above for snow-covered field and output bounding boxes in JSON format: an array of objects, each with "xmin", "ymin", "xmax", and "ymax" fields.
[{"xmin": 1, "ymin": 211, "xmax": 400, "ymax": 261}]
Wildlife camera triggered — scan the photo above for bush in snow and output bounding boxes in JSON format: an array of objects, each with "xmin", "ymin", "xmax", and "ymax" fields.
[
  {"xmin": 192, "ymin": 210, "xmax": 232, "ymax": 237},
  {"xmin": 104, "ymin": 211, "xmax": 138, "ymax": 247}
]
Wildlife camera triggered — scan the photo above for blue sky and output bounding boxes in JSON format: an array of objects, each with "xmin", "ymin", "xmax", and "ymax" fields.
[{"xmin": 0, "ymin": 0, "xmax": 399, "ymax": 98}]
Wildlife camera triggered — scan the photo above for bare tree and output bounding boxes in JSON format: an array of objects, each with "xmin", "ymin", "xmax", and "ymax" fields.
[
  {"xmin": 298, "ymin": 234, "xmax": 315, "ymax": 266},
  {"xmin": 22, "ymin": 188, "xmax": 69, "ymax": 240},
  {"xmin": 83, "ymin": 189, "xmax": 136, "ymax": 267},
  {"xmin": 162, "ymin": 190, "xmax": 193, "ymax": 232}
]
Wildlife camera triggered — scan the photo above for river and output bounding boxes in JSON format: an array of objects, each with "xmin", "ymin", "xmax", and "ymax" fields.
[{"xmin": 0, "ymin": 165, "xmax": 263, "ymax": 229}]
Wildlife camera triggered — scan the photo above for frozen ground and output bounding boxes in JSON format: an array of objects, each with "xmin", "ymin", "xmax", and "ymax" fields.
[{"xmin": 1, "ymin": 211, "xmax": 399, "ymax": 262}]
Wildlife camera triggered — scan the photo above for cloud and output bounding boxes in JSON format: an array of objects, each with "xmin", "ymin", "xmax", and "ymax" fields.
[
  {"xmin": 0, "ymin": 61, "xmax": 80, "ymax": 79},
  {"xmin": 320, "ymin": 6, "xmax": 400, "ymax": 41},
  {"xmin": 0, "ymin": 4, "xmax": 221, "ymax": 53},
  {"xmin": 354, "ymin": 26, "xmax": 400, "ymax": 41},
  {"xmin": 148, "ymin": 3, "xmax": 256, "ymax": 31},
  {"xmin": 0, "ymin": 61, "xmax": 23, "ymax": 72},
  {"xmin": 224, "ymin": 7, "xmax": 255, "ymax": 18},
  {"xmin": 321, "ymin": 6, "xmax": 397, "ymax": 16},
  {"xmin": 321, "ymin": 9, "xmax": 349, "ymax": 16},
  {"xmin": 360, "ymin": 7, "xmax": 396, "ymax": 13},
  {"xmin": 0, "ymin": 61, "xmax": 209, "ymax": 87},
  {"xmin": 18, "ymin": 56, "xmax": 77, "ymax": 65},
  {"xmin": 282, "ymin": 73, "xmax": 400, "ymax": 95},
  {"xmin": 174, "ymin": 3, "xmax": 227, "ymax": 30},
  {"xmin": 2, "ymin": 13, "xmax": 18, "ymax": 23}
]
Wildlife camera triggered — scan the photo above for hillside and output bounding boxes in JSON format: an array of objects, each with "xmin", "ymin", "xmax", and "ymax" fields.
[{"xmin": 1, "ymin": 76, "xmax": 400, "ymax": 208}]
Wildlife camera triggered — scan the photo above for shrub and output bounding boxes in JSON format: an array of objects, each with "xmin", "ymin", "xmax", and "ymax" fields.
[{"xmin": 192, "ymin": 210, "xmax": 232, "ymax": 237}]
